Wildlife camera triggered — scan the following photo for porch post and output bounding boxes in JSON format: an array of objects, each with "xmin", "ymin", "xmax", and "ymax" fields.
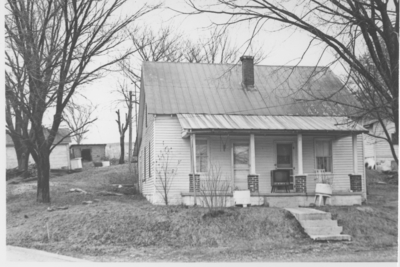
[
  {"xmin": 250, "ymin": 134, "xmax": 256, "ymax": 174},
  {"xmin": 352, "ymin": 134, "xmax": 358, "ymax": 174},
  {"xmin": 294, "ymin": 133, "xmax": 307, "ymax": 193},
  {"xmin": 297, "ymin": 133, "xmax": 303, "ymax": 174},
  {"xmin": 247, "ymin": 134, "xmax": 259, "ymax": 192},
  {"xmin": 190, "ymin": 133, "xmax": 197, "ymax": 205}
]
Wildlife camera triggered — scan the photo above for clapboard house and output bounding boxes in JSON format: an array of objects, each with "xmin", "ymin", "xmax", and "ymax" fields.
[{"xmin": 134, "ymin": 56, "xmax": 368, "ymax": 207}]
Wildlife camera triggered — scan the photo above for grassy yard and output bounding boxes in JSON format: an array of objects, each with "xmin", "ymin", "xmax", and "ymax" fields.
[{"xmin": 6, "ymin": 166, "xmax": 398, "ymax": 262}]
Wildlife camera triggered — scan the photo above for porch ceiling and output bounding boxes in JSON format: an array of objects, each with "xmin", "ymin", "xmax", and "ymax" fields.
[{"xmin": 177, "ymin": 114, "xmax": 367, "ymax": 137}]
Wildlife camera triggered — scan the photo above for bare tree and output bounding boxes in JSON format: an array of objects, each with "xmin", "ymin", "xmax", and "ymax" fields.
[
  {"xmin": 63, "ymin": 101, "xmax": 97, "ymax": 145},
  {"xmin": 5, "ymin": 0, "xmax": 158, "ymax": 203},
  {"xmin": 185, "ymin": 0, "xmax": 398, "ymax": 163},
  {"xmin": 5, "ymin": 66, "xmax": 30, "ymax": 176}
]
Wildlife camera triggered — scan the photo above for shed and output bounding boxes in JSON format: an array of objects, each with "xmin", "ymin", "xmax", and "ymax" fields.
[
  {"xmin": 70, "ymin": 144, "xmax": 107, "ymax": 161},
  {"xmin": 6, "ymin": 128, "xmax": 71, "ymax": 169}
]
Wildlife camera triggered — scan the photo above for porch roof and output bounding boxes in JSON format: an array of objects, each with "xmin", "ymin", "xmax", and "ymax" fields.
[{"xmin": 177, "ymin": 114, "xmax": 367, "ymax": 137}]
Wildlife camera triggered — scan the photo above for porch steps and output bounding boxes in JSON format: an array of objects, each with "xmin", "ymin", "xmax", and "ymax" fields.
[{"xmin": 285, "ymin": 208, "xmax": 351, "ymax": 241}]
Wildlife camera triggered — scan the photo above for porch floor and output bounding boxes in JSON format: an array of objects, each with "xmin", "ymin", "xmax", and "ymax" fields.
[{"xmin": 181, "ymin": 192, "xmax": 362, "ymax": 207}]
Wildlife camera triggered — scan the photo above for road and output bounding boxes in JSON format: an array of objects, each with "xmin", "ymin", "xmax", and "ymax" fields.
[{"xmin": 7, "ymin": 246, "xmax": 89, "ymax": 262}]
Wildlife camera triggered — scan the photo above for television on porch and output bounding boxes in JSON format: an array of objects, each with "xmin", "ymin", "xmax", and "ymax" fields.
[{"xmin": 271, "ymin": 169, "xmax": 293, "ymax": 190}]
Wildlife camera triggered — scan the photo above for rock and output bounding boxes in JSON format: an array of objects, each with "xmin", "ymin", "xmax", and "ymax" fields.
[
  {"xmin": 309, "ymin": 203, "xmax": 316, "ymax": 207},
  {"xmin": 47, "ymin": 207, "xmax": 55, "ymax": 212},
  {"xmin": 68, "ymin": 188, "xmax": 87, "ymax": 194},
  {"xmin": 24, "ymin": 215, "xmax": 28, "ymax": 219},
  {"xmin": 47, "ymin": 206, "xmax": 68, "ymax": 211},
  {"xmin": 82, "ymin": 201, "xmax": 93, "ymax": 205},
  {"xmin": 356, "ymin": 207, "xmax": 374, "ymax": 213}
]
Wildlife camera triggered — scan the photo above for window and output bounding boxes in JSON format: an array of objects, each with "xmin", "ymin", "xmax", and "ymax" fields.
[
  {"xmin": 196, "ymin": 139, "xmax": 208, "ymax": 172},
  {"xmin": 144, "ymin": 147, "xmax": 147, "ymax": 180},
  {"xmin": 315, "ymin": 140, "xmax": 332, "ymax": 172},
  {"xmin": 277, "ymin": 143, "xmax": 292, "ymax": 168},
  {"xmin": 145, "ymin": 105, "xmax": 148, "ymax": 128},
  {"xmin": 148, "ymin": 142, "xmax": 151, "ymax": 177},
  {"xmin": 392, "ymin": 133, "xmax": 398, "ymax": 145}
]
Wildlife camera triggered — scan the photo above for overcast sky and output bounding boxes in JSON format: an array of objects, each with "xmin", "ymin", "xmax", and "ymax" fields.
[{"xmin": 59, "ymin": 0, "xmax": 342, "ymax": 145}]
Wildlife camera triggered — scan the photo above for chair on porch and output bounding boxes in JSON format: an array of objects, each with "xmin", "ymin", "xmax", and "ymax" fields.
[
  {"xmin": 314, "ymin": 169, "xmax": 332, "ymax": 206},
  {"xmin": 270, "ymin": 169, "xmax": 291, "ymax": 193}
]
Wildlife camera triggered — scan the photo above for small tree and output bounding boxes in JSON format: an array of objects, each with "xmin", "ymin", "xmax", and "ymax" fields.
[
  {"xmin": 199, "ymin": 164, "xmax": 231, "ymax": 210},
  {"xmin": 155, "ymin": 145, "xmax": 181, "ymax": 205},
  {"xmin": 115, "ymin": 109, "xmax": 130, "ymax": 164}
]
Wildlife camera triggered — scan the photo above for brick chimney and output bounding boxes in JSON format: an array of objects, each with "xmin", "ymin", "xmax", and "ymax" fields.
[{"xmin": 240, "ymin": 55, "xmax": 254, "ymax": 88}]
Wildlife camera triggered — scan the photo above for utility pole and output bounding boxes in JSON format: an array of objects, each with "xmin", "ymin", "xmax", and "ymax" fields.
[{"xmin": 128, "ymin": 90, "xmax": 133, "ymax": 172}]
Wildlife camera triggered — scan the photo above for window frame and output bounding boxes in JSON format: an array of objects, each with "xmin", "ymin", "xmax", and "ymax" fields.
[
  {"xmin": 314, "ymin": 138, "xmax": 333, "ymax": 173},
  {"xmin": 195, "ymin": 138, "xmax": 209, "ymax": 174},
  {"xmin": 148, "ymin": 141, "xmax": 151, "ymax": 178},
  {"xmin": 273, "ymin": 140, "xmax": 295, "ymax": 169},
  {"xmin": 143, "ymin": 146, "xmax": 147, "ymax": 181}
]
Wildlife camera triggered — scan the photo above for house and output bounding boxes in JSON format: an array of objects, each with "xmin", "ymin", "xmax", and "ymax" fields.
[
  {"xmin": 363, "ymin": 119, "xmax": 398, "ymax": 171},
  {"xmin": 6, "ymin": 128, "xmax": 72, "ymax": 169},
  {"xmin": 70, "ymin": 144, "xmax": 107, "ymax": 161},
  {"xmin": 134, "ymin": 56, "xmax": 368, "ymax": 207}
]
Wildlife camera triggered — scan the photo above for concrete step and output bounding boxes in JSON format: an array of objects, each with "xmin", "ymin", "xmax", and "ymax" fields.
[
  {"xmin": 296, "ymin": 212, "xmax": 332, "ymax": 221},
  {"xmin": 299, "ymin": 219, "xmax": 338, "ymax": 228},
  {"xmin": 309, "ymin": 234, "xmax": 352, "ymax": 241},
  {"xmin": 285, "ymin": 208, "xmax": 352, "ymax": 242},
  {"xmin": 285, "ymin": 208, "xmax": 331, "ymax": 221},
  {"xmin": 304, "ymin": 226, "xmax": 343, "ymax": 235}
]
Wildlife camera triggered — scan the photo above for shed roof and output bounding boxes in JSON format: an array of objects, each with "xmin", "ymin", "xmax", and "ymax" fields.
[
  {"xmin": 70, "ymin": 144, "xmax": 107, "ymax": 148},
  {"xmin": 143, "ymin": 62, "xmax": 356, "ymax": 116},
  {"xmin": 6, "ymin": 128, "xmax": 71, "ymax": 146},
  {"xmin": 177, "ymin": 114, "xmax": 367, "ymax": 134}
]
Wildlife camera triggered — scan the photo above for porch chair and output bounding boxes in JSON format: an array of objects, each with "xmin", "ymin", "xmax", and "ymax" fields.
[{"xmin": 314, "ymin": 169, "xmax": 331, "ymax": 206}]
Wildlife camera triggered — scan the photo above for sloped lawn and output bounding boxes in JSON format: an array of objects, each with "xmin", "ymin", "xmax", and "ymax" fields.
[{"xmin": 6, "ymin": 166, "xmax": 397, "ymax": 261}]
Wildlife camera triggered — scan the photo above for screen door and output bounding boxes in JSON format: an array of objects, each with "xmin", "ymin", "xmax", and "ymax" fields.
[{"xmin": 233, "ymin": 144, "xmax": 249, "ymax": 190}]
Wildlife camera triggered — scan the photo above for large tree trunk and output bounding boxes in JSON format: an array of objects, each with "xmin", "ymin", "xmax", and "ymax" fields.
[
  {"xmin": 36, "ymin": 147, "xmax": 51, "ymax": 203},
  {"xmin": 19, "ymin": 149, "xmax": 30, "ymax": 178},
  {"xmin": 119, "ymin": 135, "xmax": 125, "ymax": 164},
  {"xmin": 10, "ymin": 135, "xmax": 31, "ymax": 177}
]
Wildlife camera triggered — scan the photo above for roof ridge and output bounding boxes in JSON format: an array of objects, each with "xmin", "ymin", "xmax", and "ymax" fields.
[{"xmin": 143, "ymin": 61, "xmax": 328, "ymax": 69}]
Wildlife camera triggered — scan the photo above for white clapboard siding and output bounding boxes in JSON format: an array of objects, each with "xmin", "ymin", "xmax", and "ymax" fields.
[
  {"xmin": 367, "ymin": 121, "xmax": 398, "ymax": 160},
  {"xmin": 154, "ymin": 115, "xmax": 191, "ymax": 204},
  {"xmin": 363, "ymin": 134, "xmax": 376, "ymax": 159},
  {"xmin": 331, "ymin": 135, "xmax": 364, "ymax": 192},
  {"xmin": 50, "ymin": 145, "xmax": 70, "ymax": 169},
  {"xmin": 255, "ymin": 136, "xmax": 271, "ymax": 193},
  {"xmin": 6, "ymin": 145, "xmax": 69, "ymax": 169},
  {"xmin": 6, "ymin": 147, "xmax": 20, "ymax": 169},
  {"xmin": 139, "ymin": 112, "xmax": 155, "ymax": 200}
]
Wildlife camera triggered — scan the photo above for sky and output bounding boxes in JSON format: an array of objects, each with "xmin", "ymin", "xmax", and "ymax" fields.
[{"xmin": 55, "ymin": 0, "xmax": 343, "ymax": 145}]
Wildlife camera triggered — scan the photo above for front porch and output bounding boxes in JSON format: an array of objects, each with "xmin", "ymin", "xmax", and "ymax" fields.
[{"xmin": 177, "ymin": 114, "xmax": 366, "ymax": 207}]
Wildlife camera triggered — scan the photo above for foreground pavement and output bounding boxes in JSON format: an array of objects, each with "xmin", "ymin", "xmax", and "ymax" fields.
[{"xmin": 7, "ymin": 246, "xmax": 90, "ymax": 262}]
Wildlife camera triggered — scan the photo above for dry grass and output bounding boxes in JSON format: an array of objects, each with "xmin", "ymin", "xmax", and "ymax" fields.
[{"xmin": 6, "ymin": 166, "xmax": 398, "ymax": 261}]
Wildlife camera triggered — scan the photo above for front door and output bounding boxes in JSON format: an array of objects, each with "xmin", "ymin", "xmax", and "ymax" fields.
[
  {"xmin": 233, "ymin": 144, "xmax": 249, "ymax": 190},
  {"xmin": 276, "ymin": 143, "xmax": 294, "ymax": 189}
]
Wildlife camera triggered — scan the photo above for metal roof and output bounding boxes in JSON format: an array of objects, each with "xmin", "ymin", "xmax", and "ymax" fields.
[
  {"xmin": 177, "ymin": 114, "xmax": 367, "ymax": 133},
  {"xmin": 70, "ymin": 144, "xmax": 107, "ymax": 148},
  {"xmin": 143, "ymin": 62, "xmax": 356, "ymax": 116}
]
